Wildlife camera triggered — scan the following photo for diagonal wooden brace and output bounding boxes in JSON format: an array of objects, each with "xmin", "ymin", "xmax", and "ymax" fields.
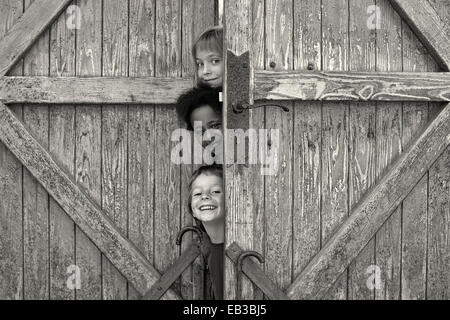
[
  {"xmin": 287, "ymin": 103, "xmax": 450, "ymax": 300},
  {"xmin": 0, "ymin": 102, "xmax": 181, "ymax": 300},
  {"xmin": 142, "ymin": 243, "xmax": 202, "ymax": 300},
  {"xmin": 226, "ymin": 242, "xmax": 290, "ymax": 300}
]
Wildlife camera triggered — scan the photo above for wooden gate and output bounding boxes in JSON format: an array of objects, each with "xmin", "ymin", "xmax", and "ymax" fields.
[
  {"xmin": 0, "ymin": 0, "xmax": 219, "ymax": 300},
  {"xmin": 223, "ymin": 0, "xmax": 449, "ymax": 300},
  {"xmin": 0, "ymin": 0, "xmax": 448, "ymax": 301}
]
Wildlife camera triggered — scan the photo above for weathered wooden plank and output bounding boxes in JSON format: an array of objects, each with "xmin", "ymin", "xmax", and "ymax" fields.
[
  {"xmin": 292, "ymin": 0, "xmax": 322, "ymax": 294},
  {"xmin": 75, "ymin": 0, "xmax": 102, "ymax": 299},
  {"xmin": 401, "ymin": 22, "xmax": 430, "ymax": 300},
  {"xmin": 264, "ymin": 0, "xmax": 294, "ymax": 297},
  {"xmin": 0, "ymin": 0, "xmax": 72, "ymax": 76},
  {"xmin": 101, "ymin": 0, "xmax": 129, "ymax": 300},
  {"xmin": 143, "ymin": 244, "xmax": 201, "ymax": 300},
  {"xmin": 0, "ymin": 76, "xmax": 193, "ymax": 105},
  {"xmin": 223, "ymin": 0, "xmax": 253, "ymax": 300},
  {"xmin": 0, "ymin": 0, "xmax": 23, "ymax": 300},
  {"xmin": 0, "ymin": 101, "xmax": 181, "ymax": 300},
  {"xmin": 226, "ymin": 243, "xmax": 290, "ymax": 300},
  {"xmin": 286, "ymin": 103, "xmax": 450, "ymax": 300},
  {"xmin": 154, "ymin": 0, "xmax": 182, "ymax": 297},
  {"xmin": 49, "ymin": 2, "xmax": 76, "ymax": 300},
  {"xmin": 347, "ymin": 0, "xmax": 376, "ymax": 301},
  {"xmin": 23, "ymin": 0, "xmax": 50, "ymax": 299},
  {"xmin": 427, "ymin": 146, "xmax": 450, "ymax": 299},
  {"xmin": 388, "ymin": 0, "xmax": 450, "ymax": 70},
  {"xmin": 321, "ymin": 0, "xmax": 349, "ymax": 300},
  {"xmin": 250, "ymin": 0, "xmax": 266, "ymax": 300},
  {"xmin": 374, "ymin": 0, "xmax": 403, "ymax": 300},
  {"xmin": 128, "ymin": 0, "xmax": 156, "ymax": 301},
  {"xmin": 253, "ymin": 71, "xmax": 450, "ymax": 101}
]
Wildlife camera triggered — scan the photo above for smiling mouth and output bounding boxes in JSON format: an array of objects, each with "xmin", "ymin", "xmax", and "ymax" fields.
[
  {"xmin": 199, "ymin": 205, "xmax": 217, "ymax": 211},
  {"xmin": 204, "ymin": 78, "xmax": 218, "ymax": 82}
]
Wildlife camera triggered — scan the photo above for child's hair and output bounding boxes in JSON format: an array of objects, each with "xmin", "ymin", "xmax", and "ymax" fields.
[
  {"xmin": 187, "ymin": 164, "xmax": 223, "ymax": 218},
  {"xmin": 176, "ymin": 87, "xmax": 222, "ymax": 131},
  {"xmin": 192, "ymin": 26, "xmax": 223, "ymax": 86}
]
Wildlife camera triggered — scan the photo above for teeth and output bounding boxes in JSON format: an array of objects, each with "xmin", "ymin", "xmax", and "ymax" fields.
[{"xmin": 199, "ymin": 205, "xmax": 216, "ymax": 211}]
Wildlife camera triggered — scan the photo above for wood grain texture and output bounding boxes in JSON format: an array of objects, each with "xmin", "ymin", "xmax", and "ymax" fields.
[
  {"xmin": 154, "ymin": 0, "xmax": 182, "ymax": 298},
  {"xmin": 264, "ymin": 0, "xmax": 294, "ymax": 295},
  {"xmin": 401, "ymin": 22, "xmax": 430, "ymax": 300},
  {"xmin": 0, "ymin": 101, "xmax": 181, "ymax": 300},
  {"xmin": 101, "ymin": 0, "xmax": 129, "ymax": 300},
  {"xmin": 321, "ymin": 0, "xmax": 349, "ymax": 300},
  {"xmin": 286, "ymin": 103, "xmax": 450, "ymax": 300},
  {"xmin": 128, "ymin": 0, "xmax": 155, "ymax": 300},
  {"xmin": 388, "ymin": 0, "xmax": 450, "ymax": 70},
  {"xmin": 0, "ymin": 76, "xmax": 193, "ymax": 105},
  {"xmin": 223, "ymin": 0, "xmax": 254, "ymax": 300},
  {"xmin": 22, "ymin": 0, "xmax": 50, "ymax": 299},
  {"xmin": 253, "ymin": 71, "xmax": 450, "ymax": 101},
  {"xmin": 0, "ymin": 0, "xmax": 72, "ymax": 76},
  {"xmin": 0, "ymin": 0, "xmax": 23, "ymax": 300},
  {"xmin": 49, "ymin": 2, "xmax": 76, "ymax": 300},
  {"xmin": 427, "ymin": 146, "xmax": 450, "ymax": 299},
  {"xmin": 347, "ymin": 0, "xmax": 376, "ymax": 301},
  {"xmin": 75, "ymin": 0, "xmax": 102, "ymax": 299},
  {"xmin": 292, "ymin": 0, "xmax": 322, "ymax": 289},
  {"xmin": 374, "ymin": 0, "xmax": 403, "ymax": 300}
]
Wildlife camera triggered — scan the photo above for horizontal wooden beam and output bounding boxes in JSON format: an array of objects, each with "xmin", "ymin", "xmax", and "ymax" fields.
[
  {"xmin": 0, "ymin": 76, "xmax": 192, "ymax": 104},
  {"xmin": 388, "ymin": 0, "xmax": 450, "ymax": 71},
  {"xmin": 142, "ymin": 244, "xmax": 201, "ymax": 300},
  {"xmin": 226, "ymin": 242, "xmax": 290, "ymax": 300},
  {"xmin": 0, "ymin": 102, "xmax": 181, "ymax": 300},
  {"xmin": 0, "ymin": 0, "xmax": 73, "ymax": 76},
  {"xmin": 286, "ymin": 103, "xmax": 450, "ymax": 300},
  {"xmin": 254, "ymin": 71, "xmax": 450, "ymax": 101}
]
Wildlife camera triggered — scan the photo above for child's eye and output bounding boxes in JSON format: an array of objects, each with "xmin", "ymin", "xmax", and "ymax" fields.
[
  {"xmin": 212, "ymin": 190, "xmax": 221, "ymax": 194},
  {"xmin": 211, "ymin": 59, "xmax": 221, "ymax": 64},
  {"xmin": 193, "ymin": 192, "xmax": 201, "ymax": 197}
]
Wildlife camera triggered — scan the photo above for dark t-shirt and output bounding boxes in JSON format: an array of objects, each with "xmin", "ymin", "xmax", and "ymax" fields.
[{"xmin": 207, "ymin": 242, "xmax": 224, "ymax": 300}]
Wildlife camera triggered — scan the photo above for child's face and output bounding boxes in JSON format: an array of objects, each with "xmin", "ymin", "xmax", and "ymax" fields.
[
  {"xmin": 190, "ymin": 104, "xmax": 222, "ymax": 133},
  {"xmin": 190, "ymin": 174, "xmax": 224, "ymax": 223},
  {"xmin": 195, "ymin": 49, "xmax": 223, "ymax": 88}
]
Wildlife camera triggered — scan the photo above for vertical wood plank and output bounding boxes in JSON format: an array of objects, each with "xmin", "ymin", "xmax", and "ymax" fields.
[
  {"xmin": 101, "ymin": 0, "xmax": 129, "ymax": 300},
  {"xmin": 347, "ymin": 0, "xmax": 376, "ymax": 300},
  {"xmin": 128, "ymin": 0, "xmax": 155, "ymax": 300},
  {"xmin": 292, "ymin": 0, "xmax": 322, "ymax": 284},
  {"xmin": 426, "ymin": 43, "xmax": 448, "ymax": 300},
  {"xmin": 427, "ymin": 146, "xmax": 450, "ymax": 299},
  {"xmin": 22, "ymin": 0, "xmax": 50, "ymax": 300},
  {"xmin": 249, "ymin": 0, "xmax": 265, "ymax": 301},
  {"xmin": 0, "ymin": 0, "xmax": 23, "ymax": 300},
  {"xmin": 49, "ymin": 0, "xmax": 76, "ymax": 300},
  {"xmin": 321, "ymin": 0, "xmax": 349, "ymax": 300},
  {"xmin": 75, "ymin": 0, "xmax": 102, "ymax": 300},
  {"xmin": 374, "ymin": 0, "xmax": 402, "ymax": 300},
  {"xmin": 401, "ymin": 22, "xmax": 429, "ymax": 301},
  {"xmin": 264, "ymin": 0, "xmax": 294, "ymax": 294},
  {"xmin": 223, "ymin": 0, "xmax": 253, "ymax": 300},
  {"xmin": 155, "ymin": 0, "xmax": 182, "ymax": 296}
]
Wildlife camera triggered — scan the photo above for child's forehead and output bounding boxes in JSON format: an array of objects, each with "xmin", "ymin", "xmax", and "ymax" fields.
[
  {"xmin": 191, "ymin": 174, "xmax": 222, "ymax": 188},
  {"xmin": 195, "ymin": 41, "xmax": 222, "ymax": 58}
]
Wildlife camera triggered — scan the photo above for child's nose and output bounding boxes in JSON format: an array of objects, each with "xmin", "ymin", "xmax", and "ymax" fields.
[
  {"xmin": 201, "ymin": 193, "xmax": 210, "ymax": 199},
  {"xmin": 202, "ymin": 63, "xmax": 211, "ymax": 74}
]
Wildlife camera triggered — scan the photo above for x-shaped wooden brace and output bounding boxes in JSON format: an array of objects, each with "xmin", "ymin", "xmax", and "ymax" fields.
[{"xmin": 224, "ymin": 0, "xmax": 450, "ymax": 300}]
